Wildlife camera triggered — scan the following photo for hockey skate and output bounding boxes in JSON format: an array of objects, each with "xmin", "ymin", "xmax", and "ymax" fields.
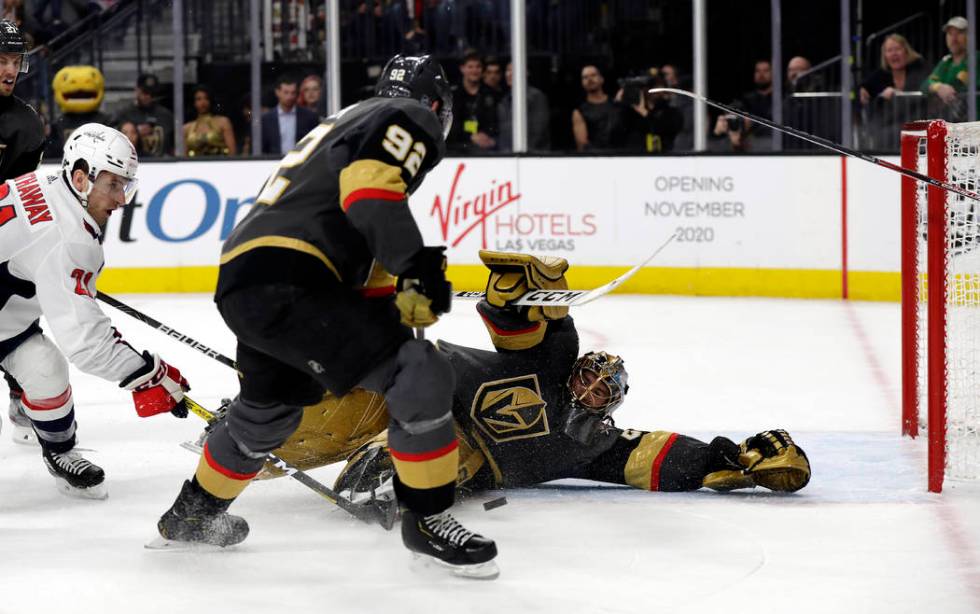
[
  {"xmin": 148, "ymin": 479, "xmax": 249, "ymax": 550},
  {"xmin": 42, "ymin": 447, "xmax": 107, "ymax": 499},
  {"xmin": 401, "ymin": 509, "xmax": 499, "ymax": 579},
  {"xmin": 8, "ymin": 392, "xmax": 38, "ymax": 445}
]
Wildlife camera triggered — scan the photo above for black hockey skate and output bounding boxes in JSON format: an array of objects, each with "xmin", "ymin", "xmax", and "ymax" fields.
[
  {"xmin": 42, "ymin": 447, "xmax": 107, "ymax": 499},
  {"xmin": 149, "ymin": 480, "xmax": 249, "ymax": 550},
  {"xmin": 401, "ymin": 509, "xmax": 499, "ymax": 579},
  {"xmin": 8, "ymin": 392, "xmax": 37, "ymax": 445}
]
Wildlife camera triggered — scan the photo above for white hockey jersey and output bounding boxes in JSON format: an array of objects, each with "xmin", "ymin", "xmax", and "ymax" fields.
[{"xmin": 0, "ymin": 170, "xmax": 145, "ymax": 381}]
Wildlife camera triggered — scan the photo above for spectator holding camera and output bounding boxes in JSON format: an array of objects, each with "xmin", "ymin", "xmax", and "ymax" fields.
[
  {"xmin": 922, "ymin": 17, "xmax": 979, "ymax": 121},
  {"xmin": 711, "ymin": 60, "xmax": 773, "ymax": 152},
  {"xmin": 571, "ymin": 64, "xmax": 624, "ymax": 152},
  {"xmin": 616, "ymin": 70, "xmax": 683, "ymax": 154},
  {"xmin": 447, "ymin": 49, "xmax": 499, "ymax": 153}
]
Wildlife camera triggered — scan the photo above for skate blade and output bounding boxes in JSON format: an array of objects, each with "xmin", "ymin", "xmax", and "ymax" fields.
[
  {"xmin": 144, "ymin": 536, "xmax": 235, "ymax": 552},
  {"xmin": 11, "ymin": 424, "xmax": 38, "ymax": 446},
  {"xmin": 179, "ymin": 440, "xmax": 203, "ymax": 455},
  {"xmin": 54, "ymin": 477, "xmax": 108, "ymax": 500},
  {"xmin": 412, "ymin": 553, "xmax": 500, "ymax": 580}
]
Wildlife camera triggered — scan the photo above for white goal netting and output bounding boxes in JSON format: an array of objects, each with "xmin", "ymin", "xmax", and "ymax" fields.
[{"xmin": 912, "ymin": 121, "xmax": 980, "ymax": 481}]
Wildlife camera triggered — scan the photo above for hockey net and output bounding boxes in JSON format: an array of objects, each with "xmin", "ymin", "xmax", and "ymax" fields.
[{"xmin": 901, "ymin": 120, "xmax": 980, "ymax": 492}]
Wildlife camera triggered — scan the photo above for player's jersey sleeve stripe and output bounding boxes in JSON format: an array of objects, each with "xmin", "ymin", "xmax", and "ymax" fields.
[
  {"xmin": 359, "ymin": 285, "xmax": 396, "ymax": 298},
  {"xmin": 339, "ymin": 159, "xmax": 407, "ymax": 212},
  {"xmin": 219, "ymin": 236, "xmax": 342, "ymax": 281},
  {"xmin": 623, "ymin": 431, "xmax": 679, "ymax": 491},
  {"xmin": 342, "ymin": 188, "xmax": 405, "ymax": 212}
]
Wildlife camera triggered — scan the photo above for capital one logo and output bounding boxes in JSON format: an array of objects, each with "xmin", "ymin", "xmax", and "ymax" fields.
[{"xmin": 429, "ymin": 162, "xmax": 521, "ymax": 249}]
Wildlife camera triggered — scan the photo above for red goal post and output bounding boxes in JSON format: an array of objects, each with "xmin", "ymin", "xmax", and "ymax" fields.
[{"xmin": 900, "ymin": 119, "xmax": 980, "ymax": 493}]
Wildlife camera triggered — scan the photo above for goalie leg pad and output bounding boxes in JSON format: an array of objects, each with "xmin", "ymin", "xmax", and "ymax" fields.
[{"xmin": 260, "ymin": 388, "xmax": 390, "ymax": 478}]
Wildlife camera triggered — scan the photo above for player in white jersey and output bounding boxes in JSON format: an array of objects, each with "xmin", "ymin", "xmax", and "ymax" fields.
[{"xmin": 0, "ymin": 123, "xmax": 190, "ymax": 499}]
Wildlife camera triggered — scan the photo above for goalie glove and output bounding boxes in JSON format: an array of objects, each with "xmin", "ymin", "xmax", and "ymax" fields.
[
  {"xmin": 395, "ymin": 246, "xmax": 452, "ymax": 328},
  {"xmin": 478, "ymin": 250, "xmax": 570, "ymax": 321},
  {"xmin": 119, "ymin": 352, "xmax": 190, "ymax": 418},
  {"xmin": 702, "ymin": 429, "xmax": 810, "ymax": 493}
]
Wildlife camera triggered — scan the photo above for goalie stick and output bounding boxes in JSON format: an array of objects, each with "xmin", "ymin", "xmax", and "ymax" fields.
[
  {"xmin": 453, "ymin": 230, "xmax": 678, "ymax": 306},
  {"xmin": 651, "ymin": 88, "xmax": 980, "ymax": 203}
]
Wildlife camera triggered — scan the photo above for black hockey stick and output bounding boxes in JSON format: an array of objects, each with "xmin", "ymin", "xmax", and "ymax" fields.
[
  {"xmin": 183, "ymin": 396, "xmax": 397, "ymax": 530},
  {"xmin": 95, "ymin": 292, "xmax": 237, "ymax": 369},
  {"xmin": 651, "ymin": 87, "xmax": 980, "ymax": 202},
  {"xmin": 96, "ymin": 292, "xmax": 396, "ymax": 529}
]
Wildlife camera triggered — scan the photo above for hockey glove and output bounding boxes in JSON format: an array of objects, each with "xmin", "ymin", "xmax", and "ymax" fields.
[
  {"xmin": 479, "ymin": 250, "xmax": 570, "ymax": 321},
  {"xmin": 395, "ymin": 246, "xmax": 452, "ymax": 328},
  {"xmin": 702, "ymin": 429, "xmax": 810, "ymax": 492},
  {"xmin": 119, "ymin": 352, "xmax": 190, "ymax": 418}
]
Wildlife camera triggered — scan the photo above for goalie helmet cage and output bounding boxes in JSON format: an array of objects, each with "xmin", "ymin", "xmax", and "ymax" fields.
[{"xmin": 900, "ymin": 120, "xmax": 980, "ymax": 493}]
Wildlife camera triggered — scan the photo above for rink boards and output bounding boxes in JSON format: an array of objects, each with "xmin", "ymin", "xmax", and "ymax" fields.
[{"xmin": 67, "ymin": 155, "xmax": 901, "ymax": 300}]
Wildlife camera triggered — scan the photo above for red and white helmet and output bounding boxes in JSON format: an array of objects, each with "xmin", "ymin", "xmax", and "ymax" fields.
[{"xmin": 62, "ymin": 123, "xmax": 139, "ymax": 204}]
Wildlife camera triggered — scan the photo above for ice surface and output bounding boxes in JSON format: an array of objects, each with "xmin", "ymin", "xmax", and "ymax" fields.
[{"xmin": 2, "ymin": 295, "xmax": 979, "ymax": 614}]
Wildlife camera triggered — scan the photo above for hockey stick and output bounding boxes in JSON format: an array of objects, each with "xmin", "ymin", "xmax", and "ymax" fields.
[
  {"xmin": 452, "ymin": 230, "xmax": 678, "ymax": 306},
  {"xmin": 182, "ymin": 396, "xmax": 397, "ymax": 530},
  {"xmin": 651, "ymin": 87, "xmax": 980, "ymax": 202},
  {"xmin": 96, "ymin": 292, "xmax": 396, "ymax": 529},
  {"xmin": 95, "ymin": 293, "xmax": 237, "ymax": 369}
]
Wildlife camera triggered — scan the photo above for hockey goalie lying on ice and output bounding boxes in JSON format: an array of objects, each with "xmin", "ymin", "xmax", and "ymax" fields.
[{"xmin": 205, "ymin": 251, "xmax": 810, "ymax": 501}]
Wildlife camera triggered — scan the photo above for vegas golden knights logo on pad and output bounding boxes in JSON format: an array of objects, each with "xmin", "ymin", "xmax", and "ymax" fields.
[{"xmin": 471, "ymin": 375, "xmax": 550, "ymax": 443}]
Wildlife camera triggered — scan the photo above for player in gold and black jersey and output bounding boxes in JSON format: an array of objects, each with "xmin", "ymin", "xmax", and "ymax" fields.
[
  {"xmin": 317, "ymin": 252, "xmax": 811, "ymax": 502},
  {"xmin": 155, "ymin": 55, "xmax": 499, "ymax": 579}
]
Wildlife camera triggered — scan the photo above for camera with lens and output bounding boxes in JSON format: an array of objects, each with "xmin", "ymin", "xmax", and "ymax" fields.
[
  {"xmin": 618, "ymin": 75, "xmax": 657, "ymax": 106},
  {"xmin": 724, "ymin": 115, "xmax": 744, "ymax": 133}
]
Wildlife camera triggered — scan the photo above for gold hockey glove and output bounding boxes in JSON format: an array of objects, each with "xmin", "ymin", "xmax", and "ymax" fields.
[
  {"xmin": 478, "ymin": 250, "xmax": 569, "ymax": 321},
  {"xmin": 703, "ymin": 430, "xmax": 810, "ymax": 492},
  {"xmin": 396, "ymin": 246, "xmax": 452, "ymax": 328}
]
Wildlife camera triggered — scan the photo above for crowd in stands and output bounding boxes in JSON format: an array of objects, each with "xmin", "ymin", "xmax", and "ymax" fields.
[{"xmin": 26, "ymin": 6, "xmax": 980, "ymax": 158}]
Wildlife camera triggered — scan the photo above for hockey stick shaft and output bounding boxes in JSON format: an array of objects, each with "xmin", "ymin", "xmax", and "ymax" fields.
[
  {"xmin": 452, "ymin": 230, "xmax": 678, "ymax": 306},
  {"xmin": 183, "ymin": 396, "xmax": 396, "ymax": 529},
  {"xmin": 95, "ymin": 292, "xmax": 237, "ymax": 369},
  {"xmin": 650, "ymin": 87, "xmax": 980, "ymax": 202}
]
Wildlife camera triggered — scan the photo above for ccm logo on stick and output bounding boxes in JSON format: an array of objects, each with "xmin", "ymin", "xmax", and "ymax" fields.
[{"xmin": 521, "ymin": 290, "xmax": 584, "ymax": 303}]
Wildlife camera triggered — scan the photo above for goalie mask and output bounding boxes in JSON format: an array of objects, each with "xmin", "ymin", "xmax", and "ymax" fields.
[{"xmin": 563, "ymin": 351, "xmax": 629, "ymax": 445}]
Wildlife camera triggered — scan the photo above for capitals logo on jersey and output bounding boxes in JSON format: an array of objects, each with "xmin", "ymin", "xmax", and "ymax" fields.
[{"xmin": 470, "ymin": 374, "xmax": 550, "ymax": 443}]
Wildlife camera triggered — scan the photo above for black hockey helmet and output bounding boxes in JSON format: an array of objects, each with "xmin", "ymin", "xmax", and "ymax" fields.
[
  {"xmin": 375, "ymin": 54, "xmax": 453, "ymax": 138},
  {"xmin": 0, "ymin": 20, "xmax": 28, "ymax": 73}
]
